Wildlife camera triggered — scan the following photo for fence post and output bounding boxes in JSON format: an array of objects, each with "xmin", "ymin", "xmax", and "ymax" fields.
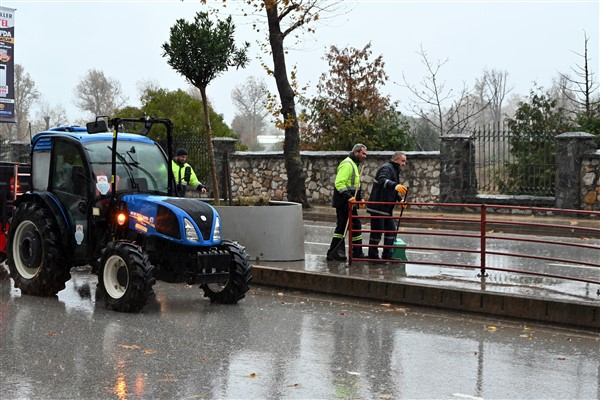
[
  {"xmin": 555, "ymin": 132, "xmax": 597, "ymax": 210},
  {"xmin": 479, "ymin": 204, "xmax": 487, "ymax": 277},
  {"xmin": 212, "ymin": 137, "xmax": 237, "ymax": 203},
  {"xmin": 440, "ymin": 134, "xmax": 477, "ymax": 203}
]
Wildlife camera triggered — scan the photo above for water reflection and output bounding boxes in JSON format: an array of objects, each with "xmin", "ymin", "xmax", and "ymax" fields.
[{"xmin": 0, "ymin": 279, "xmax": 598, "ymax": 399}]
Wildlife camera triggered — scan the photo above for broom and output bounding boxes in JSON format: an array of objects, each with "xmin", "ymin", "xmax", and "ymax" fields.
[{"xmin": 391, "ymin": 184, "xmax": 410, "ymax": 261}]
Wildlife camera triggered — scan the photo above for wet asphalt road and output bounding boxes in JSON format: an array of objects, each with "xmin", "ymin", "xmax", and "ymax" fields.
[{"xmin": 1, "ymin": 271, "xmax": 599, "ymax": 399}]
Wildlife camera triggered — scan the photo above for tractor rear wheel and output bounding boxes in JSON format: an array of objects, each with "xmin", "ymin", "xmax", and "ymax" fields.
[
  {"xmin": 201, "ymin": 239, "xmax": 252, "ymax": 304},
  {"xmin": 96, "ymin": 241, "xmax": 155, "ymax": 313},
  {"xmin": 7, "ymin": 202, "xmax": 70, "ymax": 296}
]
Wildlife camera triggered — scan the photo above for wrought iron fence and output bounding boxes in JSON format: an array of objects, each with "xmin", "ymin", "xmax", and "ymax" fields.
[{"xmin": 469, "ymin": 125, "xmax": 556, "ymax": 196}]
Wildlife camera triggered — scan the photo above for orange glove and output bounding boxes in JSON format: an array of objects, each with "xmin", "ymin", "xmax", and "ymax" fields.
[
  {"xmin": 395, "ymin": 184, "xmax": 408, "ymax": 196},
  {"xmin": 349, "ymin": 196, "xmax": 356, "ymax": 203},
  {"xmin": 359, "ymin": 199, "xmax": 366, "ymax": 209},
  {"xmin": 400, "ymin": 200, "xmax": 408, "ymax": 210}
]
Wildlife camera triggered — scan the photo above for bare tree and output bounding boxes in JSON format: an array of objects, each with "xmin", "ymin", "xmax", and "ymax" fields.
[
  {"xmin": 556, "ymin": 32, "xmax": 599, "ymax": 117},
  {"xmin": 31, "ymin": 101, "xmax": 68, "ymax": 133},
  {"xmin": 231, "ymin": 76, "xmax": 269, "ymax": 147},
  {"xmin": 0, "ymin": 64, "xmax": 40, "ymax": 141},
  {"xmin": 473, "ymin": 68, "xmax": 511, "ymax": 126},
  {"xmin": 73, "ymin": 69, "xmax": 127, "ymax": 117},
  {"xmin": 137, "ymin": 78, "xmax": 162, "ymax": 101},
  {"xmin": 401, "ymin": 45, "xmax": 489, "ymax": 136}
]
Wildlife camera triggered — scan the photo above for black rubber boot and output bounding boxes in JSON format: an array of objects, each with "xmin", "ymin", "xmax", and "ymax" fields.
[
  {"xmin": 381, "ymin": 237, "xmax": 395, "ymax": 259},
  {"xmin": 352, "ymin": 240, "xmax": 365, "ymax": 258},
  {"xmin": 327, "ymin": 238, "xmax": 347, "ymax": 261},
  {"xmin": 368, "ymin": 248, "xmax": 380, "ymax": 259},
  {"xmin": 368, "ymin": 237, "xmax": 380, "ymax": 259}
]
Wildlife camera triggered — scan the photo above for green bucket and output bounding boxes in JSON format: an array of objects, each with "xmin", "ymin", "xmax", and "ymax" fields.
[{"xmin": 391, "ymin": 238, "xmax": 408, "ymax": 261}]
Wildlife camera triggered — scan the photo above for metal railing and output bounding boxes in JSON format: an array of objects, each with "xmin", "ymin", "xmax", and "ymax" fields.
[{"xmin": 348, "ymin": 201, "xmax": 600, "ymax": 287}]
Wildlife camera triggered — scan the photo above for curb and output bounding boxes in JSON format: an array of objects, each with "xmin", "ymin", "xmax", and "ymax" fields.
[{"xmin": 252, "ymin": 265, "xmax": 600, "ymax": 331}]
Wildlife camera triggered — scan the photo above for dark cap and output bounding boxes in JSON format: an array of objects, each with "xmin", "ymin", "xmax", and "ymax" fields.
[{"xmin": 176, "ymin": 148, "xmax": 188, "ymax": 157}]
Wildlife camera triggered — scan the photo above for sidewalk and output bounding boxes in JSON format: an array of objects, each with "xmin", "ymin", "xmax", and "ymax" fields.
[{"xmin": 251, "ymin": 205, "xmax": 600, "ymax": 330}]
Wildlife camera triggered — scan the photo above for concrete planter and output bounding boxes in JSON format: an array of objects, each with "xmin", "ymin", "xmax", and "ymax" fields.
[{"xmin": 214, "ymin": 201, "xmax": 305, "ymax": 261}]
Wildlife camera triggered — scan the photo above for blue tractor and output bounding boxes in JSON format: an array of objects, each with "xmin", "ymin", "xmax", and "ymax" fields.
[{"xmin": 6, "ymin": 117, "xmax": 252, "ymax": 312}]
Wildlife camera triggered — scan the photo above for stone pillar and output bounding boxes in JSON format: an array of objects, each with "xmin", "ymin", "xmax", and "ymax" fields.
[
  {"xmin": 555, "ymin": 132, "xmax": 597, "ymax": 209},
  {"xmin": 212, "ymin": 137, "xmax": 238, "ymax": 203},
  {"xmin": 439, "ymin": 134, "xmax": 476, "ymax": 203}
]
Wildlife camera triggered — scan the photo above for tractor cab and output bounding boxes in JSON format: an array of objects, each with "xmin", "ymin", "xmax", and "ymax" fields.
[{"xmin": 29, "ymin": 120, "xmax": 172, "ymax": 264}]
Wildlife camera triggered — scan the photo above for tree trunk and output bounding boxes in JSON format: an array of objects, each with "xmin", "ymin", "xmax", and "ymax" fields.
[
  {"xmin": 200, "ymin": 85, "xmax": 221, "ymax": 205},
  {"xmin": 265, "ymin": 3, "xmax": 310, "ymax": 208}
]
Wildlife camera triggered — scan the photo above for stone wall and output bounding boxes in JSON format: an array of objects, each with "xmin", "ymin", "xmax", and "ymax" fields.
[
  {"xmin": 581, "ymin": 150, "xmax": 600, "ymax": 210},
  {"xmin": 229, "ymin": 151, "xmax": 441, "ymax": 205}
]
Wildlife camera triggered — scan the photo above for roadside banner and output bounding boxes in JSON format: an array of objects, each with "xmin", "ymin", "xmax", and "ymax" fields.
[{"xmin": 0, "ymin": 7, "xmax": 15, "ymax": 123}]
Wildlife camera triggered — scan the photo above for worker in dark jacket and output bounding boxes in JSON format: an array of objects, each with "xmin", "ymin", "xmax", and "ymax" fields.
[
  {"xmin": 326, "ymin": 144, "xmax": 367, "ymax": 261},
  {"xmin": 366, "ymin": 152, "xmax": 408, "ymax": 259}
]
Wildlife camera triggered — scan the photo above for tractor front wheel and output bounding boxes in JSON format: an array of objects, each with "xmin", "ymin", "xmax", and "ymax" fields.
[
  {"xmin": 96, "ymin": 241, "xmax": 155, "ymax": 313},
  {"xmin": 201, "ymin": 239, "xmax": 252, "ymax": 304},
  {"xmin": 7, "ymin": 202, "xmax": 70, "ymax": 296}
]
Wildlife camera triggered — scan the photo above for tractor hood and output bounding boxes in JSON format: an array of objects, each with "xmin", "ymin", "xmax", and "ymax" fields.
[{"xmin": 120, "ymin": 194, "xmax": 221, "ymax": 246}]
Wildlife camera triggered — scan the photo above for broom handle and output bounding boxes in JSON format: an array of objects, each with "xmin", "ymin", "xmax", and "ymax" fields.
[{"xmin": 396, "ymin": 184, "xmax": 410, "ymax": 232}]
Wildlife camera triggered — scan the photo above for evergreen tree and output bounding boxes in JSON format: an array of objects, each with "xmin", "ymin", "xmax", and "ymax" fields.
[{"xmin": 302, "ymin": 43, "xmax": 412, "ymax": 151}]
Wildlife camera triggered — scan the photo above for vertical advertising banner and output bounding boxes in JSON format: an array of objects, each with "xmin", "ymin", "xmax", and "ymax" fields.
[{"xmin": 0, "ymin": 7, "xmax": 14, "ymax": 123}]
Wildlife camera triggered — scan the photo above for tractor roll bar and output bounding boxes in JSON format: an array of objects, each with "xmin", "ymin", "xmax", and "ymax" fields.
[{"xmin": 106, "ymin": 117, "xmax": 175, "ymax": 198}]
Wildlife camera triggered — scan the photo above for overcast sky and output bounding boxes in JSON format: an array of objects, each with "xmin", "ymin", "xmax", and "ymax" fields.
[{"xmin": 2, "ymin": 0, "xmax": 598, "ymax": 128}]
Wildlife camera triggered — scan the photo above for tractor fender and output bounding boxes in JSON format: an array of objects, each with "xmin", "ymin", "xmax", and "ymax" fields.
[{"xmin": 15, "ymin": 192, "xmax": 72, "ymax": 253}]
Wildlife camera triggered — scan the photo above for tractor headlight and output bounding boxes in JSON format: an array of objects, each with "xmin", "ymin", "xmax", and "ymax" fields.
[
  {"xmin": 213, "ymin": 216, "xmax": 221, "ymax": 241},
  {"xmin": 183, "ymin": 218, "xmax": 199, "ymax": 242}
]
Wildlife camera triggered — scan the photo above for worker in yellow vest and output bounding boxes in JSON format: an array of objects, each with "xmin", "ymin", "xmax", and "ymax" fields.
[
  {"xmin": 171, "ymin": 148, "xmax": 207, "ymax": 197},
  {"xmin": 326, "ymin": 144, "xmax": 367, "ymax": 261}
]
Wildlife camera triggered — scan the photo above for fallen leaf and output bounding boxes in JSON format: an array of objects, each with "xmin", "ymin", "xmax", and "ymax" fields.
[
  {"xmin": 159, "ymin": 374, "xmax": 176, "ymax": 382},
  {"xmin": 380, "ymin": 303, "xmax": 392, "ymax": 307},
  {"xmin": 46, "ymin": 331, "xmax": 58, "ymax": 336},
  {"xmin": 248, "ymin": 373, "xmax": 257, "ymax": 378},
  {"xmin": 378, "ymin": 394, "xmax": 393, "ymax": 399},
  {"xmin": 277, "ymin": 292, "xmax": 284, "ymax": 297},
  {"xmin": 519, "ymin": 334, "xmax": 532, "ymax": 339},
  {"xmin": 570, "ymin": 220, "xmax": 579, "ymax": 226},
  {"xmin": 119, "ymin": 344, "xmax": 141, "ymax": 350},
  {"xmin": 487, "ymin": 326, "xmax": 497, "ymax": 332},
  {"xmin": 340, "ymin": 310, "xmax": 348, "ymax": 316},
  {"xmin": 143, "ymin": 349, "xmax": 155, "ymax": 354},
  {"xmin": 290, "ymin": 383, "xmax": 300, "ymax": 388}
]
